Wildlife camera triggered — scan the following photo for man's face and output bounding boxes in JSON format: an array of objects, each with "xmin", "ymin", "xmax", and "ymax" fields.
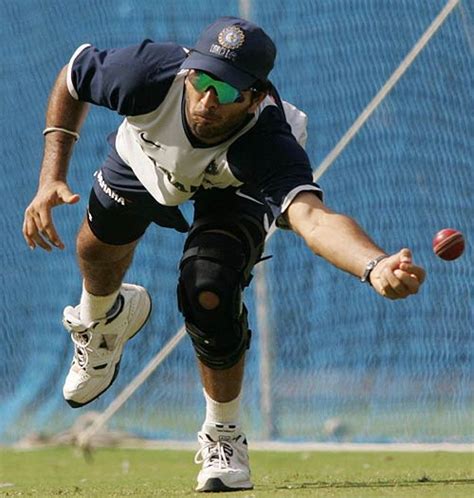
[{"xmin": 184, "ymin": 70, "xmax": 264, "ymax": 144}]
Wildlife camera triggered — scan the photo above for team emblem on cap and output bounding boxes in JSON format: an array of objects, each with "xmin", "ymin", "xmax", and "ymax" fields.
[{"xmin": 218, "ymin": 25, "xmax": 245, "ymax": 50}]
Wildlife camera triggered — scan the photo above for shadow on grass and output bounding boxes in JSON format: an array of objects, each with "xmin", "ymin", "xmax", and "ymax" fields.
[{"xmin": 274, "ymin": 478, "xmax": 474, "ymax": 490}]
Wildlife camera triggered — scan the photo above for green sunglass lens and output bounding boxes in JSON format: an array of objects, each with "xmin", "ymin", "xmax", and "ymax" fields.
[{"xmin": 193, "ymin": 72, "xmax": 241, "ymax": 104}]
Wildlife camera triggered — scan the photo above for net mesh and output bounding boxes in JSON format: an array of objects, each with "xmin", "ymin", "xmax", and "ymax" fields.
[{"xmin": 1, "ymin": 0, "xmax": 472, "ymax": 444}]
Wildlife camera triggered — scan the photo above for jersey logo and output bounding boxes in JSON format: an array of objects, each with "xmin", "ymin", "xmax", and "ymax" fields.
[
  {"xmin": 140, "ymin": 132, "xmax": 163, "ymax": 150},
  {"xmin": 94, "ymin": 170, "xmax": 126, "ymax": 206}
]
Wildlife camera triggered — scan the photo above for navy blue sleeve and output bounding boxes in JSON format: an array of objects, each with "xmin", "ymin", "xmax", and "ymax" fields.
[
  {"xmin": 227, "ymin": 105, "xmax": 322, "ymax": 226},
  {"xmin": 69, "ymin": 40, "xmax": 186, "ymax": 115}
]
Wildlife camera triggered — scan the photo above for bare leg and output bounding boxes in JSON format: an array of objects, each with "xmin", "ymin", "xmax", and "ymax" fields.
[
  {"xmin": 76, "ymin": 219, "xmax": 139, "ymax": 295},
  {"xmin": 198, "ymin": 355, "xmax": 245, "ymax": 403}
]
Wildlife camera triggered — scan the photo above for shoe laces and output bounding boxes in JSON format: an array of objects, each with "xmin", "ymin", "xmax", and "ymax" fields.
[
  {"xmin": 63, "ymin": 295, "xmax": 124, "ymax": 371},
  {"xmin": 70, "ymin": 329, "xmax": 94, "ymax": 369},
  {"xmin": 63, "ymin": 307, "xmax": 105, "ymax": 371},
  {"xmin": 194, "ymin": 438, "xmax": 235, "ymax": 469}
]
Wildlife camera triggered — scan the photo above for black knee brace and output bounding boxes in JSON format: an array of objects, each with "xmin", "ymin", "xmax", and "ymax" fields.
[{"xmin": 177, "ymin": 217, "xmax": 265, "ymax": 369}]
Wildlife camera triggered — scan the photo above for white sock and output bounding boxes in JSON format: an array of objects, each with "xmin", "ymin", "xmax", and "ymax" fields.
[
  {"xmin": 203, "ymin": 388, "xmax": 241, "ymax": 425},
  {"xmin": 79, "ymin": 282, "xmax": 120, "ymax": 324}
]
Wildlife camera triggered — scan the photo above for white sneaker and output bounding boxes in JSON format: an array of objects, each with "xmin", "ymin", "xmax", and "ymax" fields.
[
  {"xmin": 194, "ymin": 422, "xmax": 252, "ymax": 492},
  {"xmin": 62, "ymin": 283, "xmax": 152, "ymax": 408}
]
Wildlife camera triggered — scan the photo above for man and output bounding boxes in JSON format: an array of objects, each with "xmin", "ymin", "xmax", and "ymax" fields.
[{"xmin": 23, "ymin": 16, "xmax": 425, "ymax": 493}]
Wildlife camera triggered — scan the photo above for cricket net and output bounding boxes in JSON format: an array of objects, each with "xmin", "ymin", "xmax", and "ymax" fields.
[{"xmin": 1, "ymin": 0, "xmax": 472, "ymax": 445}]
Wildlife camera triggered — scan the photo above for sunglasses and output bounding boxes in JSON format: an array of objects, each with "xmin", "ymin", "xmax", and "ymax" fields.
[{"xmin": 188, "ymin": 70, "xmax": 249, "ymax": 105}]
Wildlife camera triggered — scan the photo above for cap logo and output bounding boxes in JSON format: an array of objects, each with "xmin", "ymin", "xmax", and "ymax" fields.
[{"xmin": 218, "ymin": 25, "xmax": 245, "ymax": 50}]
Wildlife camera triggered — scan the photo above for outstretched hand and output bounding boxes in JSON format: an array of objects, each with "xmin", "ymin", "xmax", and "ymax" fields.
[
  {"xmin": 23, "ymin": 181, "xmax": 80, "ymax": 251},
  {"xmin": 369, "ymin": 248, "xmax": 425, "ymax": 300}
]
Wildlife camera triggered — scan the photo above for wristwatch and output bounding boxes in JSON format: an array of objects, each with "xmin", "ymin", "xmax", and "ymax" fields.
[{"xmin": 360, "ymin": 255, "xmax": 389, "ymax": 284}]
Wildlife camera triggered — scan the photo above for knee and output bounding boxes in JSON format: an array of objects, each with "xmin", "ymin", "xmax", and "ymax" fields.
[
  {"xmin": 198, "ymin": 290, "xmax": 220, "ymax": 310},
  {"xmin": 76, "ymin": 223, "xmax": 107, "ymax": 262},
  {"xmin": 179, "ymin": 257, "xmax": 241, "ymax": 327},
  {"xmin": 76, "ymin": 220, "xmax": 134, "ymax": 263},
  {"xmin": 177, "ymin": 232, "xmax": 251, "ymax": 369}
]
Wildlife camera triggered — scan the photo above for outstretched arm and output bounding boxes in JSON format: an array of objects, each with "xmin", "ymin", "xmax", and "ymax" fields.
[
  {"xmin": 285, "ymin": 192, "xmax": 425, "ymax": 299},
  {"xmin": 23, "ymin": 65, "xmax": 89, "ymax": 251}
]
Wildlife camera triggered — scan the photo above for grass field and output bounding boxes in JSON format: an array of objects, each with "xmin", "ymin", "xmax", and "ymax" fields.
[{"xmin": 0, "ymin": 447, "xmax": 472, "ymax": 497}]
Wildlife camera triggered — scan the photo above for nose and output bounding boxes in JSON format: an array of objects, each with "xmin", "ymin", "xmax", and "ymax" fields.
[{"xmin": 200, "ymin": 88, "xmax": 219, "ymax": 109}]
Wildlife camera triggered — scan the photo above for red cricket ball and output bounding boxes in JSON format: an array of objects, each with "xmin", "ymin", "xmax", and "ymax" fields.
[{"xmin": 432, "ymin": 228, "xmax": 465, "ymax": 261}]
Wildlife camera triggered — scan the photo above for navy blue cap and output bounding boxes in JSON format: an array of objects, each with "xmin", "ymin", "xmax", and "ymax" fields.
[{"xmin": 181, "ymin": 16, "xmax": 276, "ymax": 90}]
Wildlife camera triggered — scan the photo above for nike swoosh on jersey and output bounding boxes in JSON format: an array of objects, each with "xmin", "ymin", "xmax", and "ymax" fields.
[{"xmin": 139, "ymin": 132, "xmax": 163, "ymax": 149}]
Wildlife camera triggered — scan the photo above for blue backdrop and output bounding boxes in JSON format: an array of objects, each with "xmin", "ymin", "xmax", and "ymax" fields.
[{"xmin": 1, "ymin": 0, "xmax": 472, "ymax": 444}]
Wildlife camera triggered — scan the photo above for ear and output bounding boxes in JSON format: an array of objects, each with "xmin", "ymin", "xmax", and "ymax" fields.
[{"xmin": 248, "ymin": 91, "xmax": 267, "ymax": 113}]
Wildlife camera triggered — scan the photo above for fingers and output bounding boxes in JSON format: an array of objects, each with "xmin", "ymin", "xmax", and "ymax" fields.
[
  {"xmin": 22, "ymin": 182, "xmax": 80, "ymax": 251},
  {"xmin": 385, "ymin": 248, "xmax": 411, "ymax": 271},
  {"xmin": 23, "ymin": 207, "xmax": 55, "ymax": 251},
  {"xmin": 399, "ymin": 248, "xmax": 412, "ymax": 264},
  {"xmin": 372, "ymin": 249, "xmax": 425, "ymax": 300},
  {"xmin": 58, "ymin": 186, "xmax": 80, "ymax": 205},
  {"xmin": 375, "ymin": 274, "xmax": 420, "ymax": 300},
  {"xmin": 382, "ymin": 268, "xmax": 412, "ymax": 299},
  {"xmin": 399, "ymin": 262, "xmax": 426, "ymax": 284},
  {"xmin": 22, "ymin": 185, "xmax": 77, "ymax": 251},
  {"xmin": 374, "ymin": 268, "xmax": 412, "ymax": 300},
  {"xmin": 22, "ymin": 213, "xmax": 42, "ymax": 250},
  {"xmin": 38, "ymin": 208, "xmax": 65, "ymax": 249}
]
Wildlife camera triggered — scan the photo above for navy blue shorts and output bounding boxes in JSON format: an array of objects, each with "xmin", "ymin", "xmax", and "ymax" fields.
[{"xmin": 88, "ymin": 148, "xmax": 271, "ymax": 246}]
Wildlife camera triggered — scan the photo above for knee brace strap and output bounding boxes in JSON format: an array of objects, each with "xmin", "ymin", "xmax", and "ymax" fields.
[
  {"xmin": 183, "ymin": 214, "xmax": 267, "ymax": 286},
  {"xmin": 185, "ymin": 305, "xmax": 251, "ymax": 370}
]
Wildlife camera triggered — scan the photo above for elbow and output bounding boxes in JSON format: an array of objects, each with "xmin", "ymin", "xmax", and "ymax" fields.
[
  {"xmin": 289, "ymin": 220, "xmax": 323, "ymax": 256},
  {"xmin": 301, "ymin": 225, "xmax": 324, "ymax": 256}
]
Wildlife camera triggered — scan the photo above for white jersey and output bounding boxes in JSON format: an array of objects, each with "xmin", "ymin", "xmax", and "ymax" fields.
[{"xmin": 67, "ymin": 40, "xmax": 321, "ymax": 224}]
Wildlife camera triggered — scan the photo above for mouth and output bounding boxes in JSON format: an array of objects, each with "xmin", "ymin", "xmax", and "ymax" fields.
[{"xmin": 194, "ymin": 112, "xmax": 219, "ymax": 124}]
